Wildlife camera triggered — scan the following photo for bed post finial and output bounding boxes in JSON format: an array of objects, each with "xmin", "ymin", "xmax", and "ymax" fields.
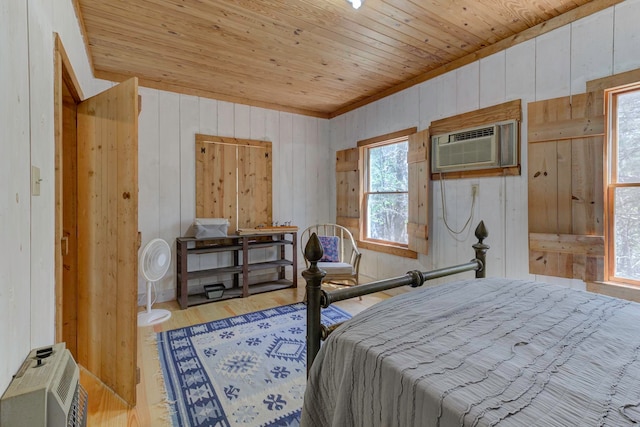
[
  {"xmin": 473, "ymin": 221, "xmax": 489, "ymax": 278},
  {"xmin": 303, "ymin": 232, "xmax": 326, "ymax": 376}
]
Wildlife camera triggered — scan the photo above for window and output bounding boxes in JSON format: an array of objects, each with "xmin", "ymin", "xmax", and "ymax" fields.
[
  {"xmin": 606, "ymin": 85, "xmax": 640, "ymax": 285},
  {"xmin": 362, "ymin": 138, "xmax": 409, "ymax": 246}
]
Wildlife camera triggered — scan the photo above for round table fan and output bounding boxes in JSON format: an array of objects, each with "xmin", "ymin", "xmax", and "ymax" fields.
[{"xmin": 138, "ymin": 238, "xmax": 172, "ymax": 327}]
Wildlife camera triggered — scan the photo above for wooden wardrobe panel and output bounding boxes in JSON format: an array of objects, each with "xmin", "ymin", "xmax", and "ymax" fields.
[
  {"xmin": 238, "ymin": 144, "xmax": 272, "ymax": 230},
  {"xmin": 196, "ymin": 134, "xmax": 272, "ymax": 233},
  {"xmin": 76, "ymin": 77, "xmax": 138, "ymax": 406},
  {"xmin": 196, "ymin": 141, "xmax": 237, "ymax": 229}
]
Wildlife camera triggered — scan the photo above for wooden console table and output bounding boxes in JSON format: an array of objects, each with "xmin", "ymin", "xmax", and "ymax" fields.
[{"xmin": 176, "ymin": 231, "xmax": 297, "ymax": 309}]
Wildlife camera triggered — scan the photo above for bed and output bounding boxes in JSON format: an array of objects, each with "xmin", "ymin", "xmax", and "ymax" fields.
[{"xmin": 300, "ymin": 222, "xmax": 640, "ymax": 426}]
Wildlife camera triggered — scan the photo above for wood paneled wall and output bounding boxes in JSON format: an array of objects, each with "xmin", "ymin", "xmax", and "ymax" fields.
[
  {"xmin": 134, "ymin": 1, "xmax": 640, "ymax": 302},
  {"xmin": 0, "ymin": 0, "xmax": 32, "ymax": 394},
  {"xmin": 138, "ymin": 90, "xmax": 330, "ymax": 301},
  {"xmin": 0, "ymin": 0, "xmax": 112, "ymax": 393},
  {"xmin": 329, "ymin": 1, "xmax": 640, "ymax": 286}
]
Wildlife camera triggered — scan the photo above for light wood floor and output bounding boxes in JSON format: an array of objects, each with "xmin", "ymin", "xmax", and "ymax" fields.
[{"xmin": 80, "ymin": 281, "xmax": 398, "ymax": 426}]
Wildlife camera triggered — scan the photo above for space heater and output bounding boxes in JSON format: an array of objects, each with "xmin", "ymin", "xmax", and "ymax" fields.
[{"xmin": 0, "ymin": 342, "xmax": 87, "ymax": 427}]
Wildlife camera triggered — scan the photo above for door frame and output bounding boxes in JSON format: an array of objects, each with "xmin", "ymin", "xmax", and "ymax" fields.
[{"xmin": 54, "ymin": 34, "xmax": 83, "ymax": 344}]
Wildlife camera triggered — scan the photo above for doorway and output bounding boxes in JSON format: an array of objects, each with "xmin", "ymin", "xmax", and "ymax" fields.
[{"xmin": 54, "ymin": 34, "xmax": 140, "ymax": 406}]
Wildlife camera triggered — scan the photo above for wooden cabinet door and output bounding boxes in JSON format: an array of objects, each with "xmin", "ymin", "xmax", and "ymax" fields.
[{"xmin": 76, "ymin": 78, "xmax": 139, "ymax": 406}]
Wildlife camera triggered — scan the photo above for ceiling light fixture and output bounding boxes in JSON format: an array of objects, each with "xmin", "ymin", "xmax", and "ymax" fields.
[{"xmin": 347, "ymin": 0, "xmax": 362, "ymax": 9}]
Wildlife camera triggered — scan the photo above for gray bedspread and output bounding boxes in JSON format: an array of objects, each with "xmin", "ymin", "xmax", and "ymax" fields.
[{"xmin": 301, "ymin": 278, "xmax": 640, "ymax": 426}]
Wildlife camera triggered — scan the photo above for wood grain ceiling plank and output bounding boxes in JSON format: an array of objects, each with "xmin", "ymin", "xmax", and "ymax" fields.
[
  {"xmin": 474, "ymin": 0, "xmax": 553, "ymax": 28},
  {"xmin": 180, "ymin": 0, "xmax": 433, "ymax": 74},
  {"xmin": 95, "ymin": 68, "xmax": 331, "ymax": 117},
  {"xmin": 529, "ymin": 0, "xmax": 584, "ymax": 17},
  {"xmin": 84, "ymin": 24, "xmax": 393, "ymax": 107},
  {"xmin": 397, "ymin": 0, "xmax": 503, "ymax": 48},
  {"xmin": 372, "ymin": 0, "xmax": 481, "ymax": 55},
  {"xmin": 290, "ymin": 0, "xmax": 464, "ymax": 61},
  {"xmin": 402, "ymin": 0, "xmax": 519, "ymax": 44},
  {"xmin": 329, "ymin": 0, "xmax": 622, "ymax": 117},
  {"xmin": 85, "ymin": 34, "xmax": 360, "ymax": 110},
  {"xmin": 81, "ymin": 0, "xmax": 418, "ymax": 83},
  {"xmin": 217, "ymin": 0, "xmax": 458, "ymax": 66},
  {"xmin": 86, "ymin": 40, "xmax": 360, "ymax": 107},
  {"xmin": 169, "ymin": 1, "xmax": 415, "ymax": 82},
  {"xmin": 84, "ymin": 19, "xmax": 381, "ymax": 94},
  {"xmin": 135, "ymin": 0, "xmax": 427, "ymax": 69},
  {"xmin": 447, "ymin": 0, "xmax": 535, "ymax": 33},
  {"xmin": 77, "ymin": 0, "xmax": 614, "ymax": 117}
]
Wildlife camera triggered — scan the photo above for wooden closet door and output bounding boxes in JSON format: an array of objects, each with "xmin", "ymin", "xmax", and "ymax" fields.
[{"xmin": 76, "ymin": 78, "xmax": 139, "ymax": 406}]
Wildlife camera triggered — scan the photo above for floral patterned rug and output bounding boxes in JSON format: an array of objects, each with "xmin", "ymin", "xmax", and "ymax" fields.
[{"xmin": 157, "ymin": 302, "xmax": 351, "ymax": 427}]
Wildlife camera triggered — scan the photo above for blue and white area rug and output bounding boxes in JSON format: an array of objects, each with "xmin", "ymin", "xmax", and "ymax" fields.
[{"xmin": 157, "ymin": 302, "xmax": 351, "ymax": 427}]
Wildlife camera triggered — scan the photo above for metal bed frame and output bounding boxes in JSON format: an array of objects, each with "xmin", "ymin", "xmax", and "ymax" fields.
[{"xmin": 303, "ymin": 221, "xmax": 489, "ymax": 374}]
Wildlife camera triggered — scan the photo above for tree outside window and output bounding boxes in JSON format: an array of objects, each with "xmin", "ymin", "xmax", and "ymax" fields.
[{"xmin": 364, "ymin": 140, "xmax": 408, "ymax": 245}]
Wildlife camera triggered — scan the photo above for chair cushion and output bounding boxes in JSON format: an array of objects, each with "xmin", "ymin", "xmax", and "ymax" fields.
[
  {"xmin": 317, "ymin": 262, "xmax": 354, "ymax": 275},
  {"xmin": 318, "ymin": 236, "xmax": 340, "ymax": 262}
]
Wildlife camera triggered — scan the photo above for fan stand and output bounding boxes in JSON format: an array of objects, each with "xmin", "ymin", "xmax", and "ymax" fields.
[{"xmin": 137, "ymin": 281, "xmax": 172, "ymax": 327}]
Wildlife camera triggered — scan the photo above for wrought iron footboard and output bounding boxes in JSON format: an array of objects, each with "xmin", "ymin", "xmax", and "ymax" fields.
[{"xmin": 303, "ymin": 221, "xmax": 489, "ymax": 375}]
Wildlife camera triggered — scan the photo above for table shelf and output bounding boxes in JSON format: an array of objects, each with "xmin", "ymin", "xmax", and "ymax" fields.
[{"xmin": 176, "ymin": 232, "xmax": 297, "ymax": 309}]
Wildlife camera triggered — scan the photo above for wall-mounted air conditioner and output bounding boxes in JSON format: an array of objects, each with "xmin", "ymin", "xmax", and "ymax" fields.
[
  {"xmin": 432, "ymin": 119, "xmax": 519, "ymax": 173},
  {"xmin": 1, "ymin": 343, "xmax": 87, "ymax": 427}
]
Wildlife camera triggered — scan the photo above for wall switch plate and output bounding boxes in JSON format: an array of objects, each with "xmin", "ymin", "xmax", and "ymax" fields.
[{"xmin": 31, "ymin": 166, "xmax": 41, "ymax": 196}]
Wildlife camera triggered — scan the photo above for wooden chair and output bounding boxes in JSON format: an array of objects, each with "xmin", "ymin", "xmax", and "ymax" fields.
[{"xmin": 301, "ymin": 224, "xmax": 361, "ymax": 289}]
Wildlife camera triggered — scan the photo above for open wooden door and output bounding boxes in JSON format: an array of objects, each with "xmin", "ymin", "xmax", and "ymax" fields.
[{"xmin": 76, "ymin": 78, "xmax": 139, "ymax": 406}]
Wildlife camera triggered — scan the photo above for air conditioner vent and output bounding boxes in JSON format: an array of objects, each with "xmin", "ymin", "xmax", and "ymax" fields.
[{"xmin": 448, "ymin": 126, "xmax": 494, "ymax": 142}]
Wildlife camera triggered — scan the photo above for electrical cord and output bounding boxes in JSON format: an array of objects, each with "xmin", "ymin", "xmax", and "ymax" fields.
[{"xmin": 439, "ymin": 173, "xmax": 476, "ymax": 239}]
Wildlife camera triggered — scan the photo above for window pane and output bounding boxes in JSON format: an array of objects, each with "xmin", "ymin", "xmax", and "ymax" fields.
[
  {"xmin": 366, "ymin": 193, "xmax": 408, "ymax": 244},
  {"xmin": 617, "ymin": 91, "xmax": 640, "ymax": 183},
  {"xmin": 368, "ymin": 141, "xmax": 408, "ymax": 192},
  {"xmin": 614, "ymin": 186, "xmax": 640, "ymax": 281}
]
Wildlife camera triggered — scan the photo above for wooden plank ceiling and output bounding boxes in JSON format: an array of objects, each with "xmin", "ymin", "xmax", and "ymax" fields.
[{"xmin": 75, "ymin": 0, "xmax": 616, "ymax": 118}]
